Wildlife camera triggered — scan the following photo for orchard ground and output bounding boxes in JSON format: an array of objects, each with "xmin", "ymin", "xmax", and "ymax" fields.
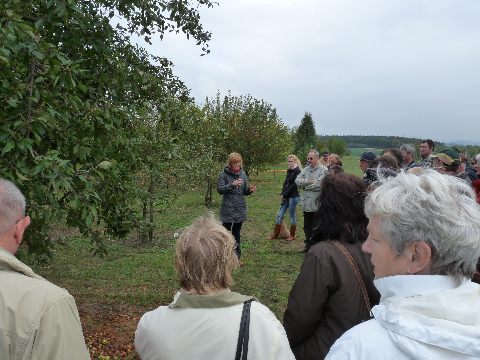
[{"xmin": 32, "ymin": 154, "xmax": 365, "ymax": 359}]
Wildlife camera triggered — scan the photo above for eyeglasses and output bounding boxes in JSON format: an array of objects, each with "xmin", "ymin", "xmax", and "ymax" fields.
[{"xmin": 307, "ymin": 157, "xmax": 314, "ymax": 160}]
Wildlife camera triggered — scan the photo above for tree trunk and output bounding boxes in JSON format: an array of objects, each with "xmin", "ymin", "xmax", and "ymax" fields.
[
  {"xmin": 148, "ymin": 175, "xmax": 154, "ymax": 243},
  {"xmin": 139, "ymin": 198, "xmax": 148, "ymax": 242},
  {"xmin": 148, "ymin": 197, "xmax": 154, "ymax": 243},
  {"xmin": 204, "ymin": 176, "xmax": 213, "ymax": 207}
]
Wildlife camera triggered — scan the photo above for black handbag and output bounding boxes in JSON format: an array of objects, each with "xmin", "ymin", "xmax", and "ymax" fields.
[{"xmin": 235, "ymin": 299, "xmax": 254, "ymax": 360}]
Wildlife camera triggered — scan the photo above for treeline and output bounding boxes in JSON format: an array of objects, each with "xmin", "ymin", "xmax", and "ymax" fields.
[{"xmin": 318, "ymin": 135, "xmax": 445, "ymax": 149}]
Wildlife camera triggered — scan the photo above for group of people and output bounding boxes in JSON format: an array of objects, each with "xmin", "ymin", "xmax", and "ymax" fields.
[
  {"xmin": 1, "ymin": 143, "xmax": 480, "ymax": 359},
  {"xmin": 143, "ymin": 164, "xmax": 479, "ymax": 360},
  {"xmin": 358, "ymin": 139, "xmax": 480, "ymax": 194},
  {"xmin": 208, "ymin": 146, "xmax": 480, "ymax": 360}
]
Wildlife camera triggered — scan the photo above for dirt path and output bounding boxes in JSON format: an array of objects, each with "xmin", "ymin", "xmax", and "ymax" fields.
[{"xmin": 79, "ymin": 303, "xmax": 146, "ymax": 359}]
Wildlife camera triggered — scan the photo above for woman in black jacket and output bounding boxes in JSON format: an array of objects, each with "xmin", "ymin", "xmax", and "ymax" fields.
[
  {"xmin": 217, "ymin": 152, "xmax": 256, "ymax": 265},
  {"xmin": 269, "ymin": 154, "xmax": 302, "ymax": 240}
]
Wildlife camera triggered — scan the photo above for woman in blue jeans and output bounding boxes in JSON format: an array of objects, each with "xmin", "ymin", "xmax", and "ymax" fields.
[{"xmin": 269, "ymin": 154, "xmax": 302, "ymax": 240}]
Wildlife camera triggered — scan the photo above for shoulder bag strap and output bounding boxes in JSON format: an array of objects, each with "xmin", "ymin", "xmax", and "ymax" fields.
[
  {"xmin": 328, "ymin": 240, "xmax": 372, "ymax": 317},
  {"xmin": 235, "ymin": 299, "xmax": 253, "ymax": 360}
]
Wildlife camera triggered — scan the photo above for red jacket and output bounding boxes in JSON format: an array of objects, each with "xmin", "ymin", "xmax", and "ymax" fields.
[{"xmin": 473, "ymin": 179, "xmax": 480, "ymax": 204}]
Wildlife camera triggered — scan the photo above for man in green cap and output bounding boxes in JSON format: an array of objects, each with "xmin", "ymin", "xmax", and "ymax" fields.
[{"xmin": 434, "ymin": 148, "xmax": 472, "ymax": 185}]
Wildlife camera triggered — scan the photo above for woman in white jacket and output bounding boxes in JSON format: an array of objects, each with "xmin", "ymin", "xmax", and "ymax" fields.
[
  {"xmin": 135, "ymin": 215, "xmax": 295, "ymax": 360},
  {"xmin": 326, "ymin": 170, "xmax": 480, "ymax": 360}
]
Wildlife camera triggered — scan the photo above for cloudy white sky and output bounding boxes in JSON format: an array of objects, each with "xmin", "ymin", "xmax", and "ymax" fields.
[{"xmin": 137, "ymin": 0, "xmax": 480, "ymax": 143}]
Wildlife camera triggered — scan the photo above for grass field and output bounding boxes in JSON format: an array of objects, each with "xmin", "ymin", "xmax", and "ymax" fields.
[{"xmin": 31, "ymin": 154, "xmax": 366, "ymax": 359}]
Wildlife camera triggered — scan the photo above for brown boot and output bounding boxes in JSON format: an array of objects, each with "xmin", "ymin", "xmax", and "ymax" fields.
[
  {"xmin": 286, "ymin": 225, "xmax": 297, "ymax": 241},
  {"xmin": 268, "ymin": 224, "xmax": 282, "ymax": 239}
]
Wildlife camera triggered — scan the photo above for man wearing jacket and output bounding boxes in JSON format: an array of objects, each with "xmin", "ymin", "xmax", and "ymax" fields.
[
  {"xmin": 0, "ymin": 179, "xmax": 90, "ymax": 359},
  {"xmin": 295, "ymin": 149, "xmax": 328, "ymax": 250}
]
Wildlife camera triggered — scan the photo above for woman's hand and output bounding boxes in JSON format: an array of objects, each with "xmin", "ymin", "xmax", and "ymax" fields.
[
  {"xmin": 249, "ymin": 184, "xmax": 257, "ymax": 192},
  {"xmin": 232, "ymin": 179, "xmax": 244, "ymax": 187}
]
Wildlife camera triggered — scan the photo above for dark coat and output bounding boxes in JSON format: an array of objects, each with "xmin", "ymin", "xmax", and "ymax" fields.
[
  {"xmin": 283, "ymin": 240, "xmax": 380, "ymax": 360},
  {"xmin": 217, "ymin": 167, "xmax": 253, "ymax": 223},
  {"xmin": 281, "ymin": 167, "xmax": 301, "ymax": 198}
]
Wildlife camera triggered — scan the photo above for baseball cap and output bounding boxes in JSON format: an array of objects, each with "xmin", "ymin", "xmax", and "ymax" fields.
[
  {"xmin": 435, "ymin": 148, "xmax": 460, "ymax": 165},
  {"xmin": 360, "ymin": 152, "xmax": 377, "ymax": 162}
]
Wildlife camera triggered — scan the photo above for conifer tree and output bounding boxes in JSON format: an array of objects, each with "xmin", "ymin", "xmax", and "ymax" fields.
[{"xmin": 294, "ymin": 112, "xmax": 317, "ymax": 156}]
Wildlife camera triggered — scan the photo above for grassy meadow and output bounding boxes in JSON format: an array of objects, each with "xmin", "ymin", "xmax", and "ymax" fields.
[{"xmin": 31, "ymin": 153, "xmax": 365, "ymax": 359}]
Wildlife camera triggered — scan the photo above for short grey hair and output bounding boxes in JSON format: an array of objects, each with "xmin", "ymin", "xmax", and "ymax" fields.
[
  {"xmin": 400, "ymin": 143, "xmax": 416, "ymax": 157},
  {"xmin": 475, "ymin": 153, "xmax": 480, "ymax": 163},
  {"xmin": 0, "ymin": 179, "xmax": 26, "ymax": 235},
  {"xmin": 365, "ymin": 171, "xmax": 480, "ymax": 278},
  {"xmin": 308, "ymin": 149, "xmax": 320, "ymax": 158}
]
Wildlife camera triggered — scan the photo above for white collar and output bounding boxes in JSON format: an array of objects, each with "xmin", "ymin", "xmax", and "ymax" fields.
[
  {"xmin": 0, "ymin": 246, "xmax": 44, "ymax": 280},
  {"xmin": 374, "ymin": 275, "xmax": 469, "ymax": 302}
]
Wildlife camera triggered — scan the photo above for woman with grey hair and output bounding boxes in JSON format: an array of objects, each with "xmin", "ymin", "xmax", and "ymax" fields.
[
  {"xmin": 135, "ymin": 215, "xmax": 295, "ymax": 360},
  {"xmin": 326, "ymin": 171, "xmax": 480, "ymax": 360},
  {"xmin": 399, "ymin": 143, "xmax": 417, "ymax": 170}
]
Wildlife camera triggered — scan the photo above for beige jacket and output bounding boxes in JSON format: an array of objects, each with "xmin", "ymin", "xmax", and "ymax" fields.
[
  {"xmin": 295, "ymin": 163, "xmax": 328, "ymax": 212},
  {"xmin": 0, "ymin": 247, "xmax": 90, "ymax": 360}
]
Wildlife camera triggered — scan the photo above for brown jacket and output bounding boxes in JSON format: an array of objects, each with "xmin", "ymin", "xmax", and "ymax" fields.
[{"xmin": 283, "ymin": 240, "xmax": 380, "ymax": 360}]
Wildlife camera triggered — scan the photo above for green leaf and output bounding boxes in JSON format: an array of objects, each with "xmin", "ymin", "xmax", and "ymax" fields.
[
  {"xmin": 98, "ymin": 161, "xmax": 112, "ymax": 169},
  {"xmin": 85, "ymin": 213, "xmax": 94, "ymax": 227},
  {"xmin": 34, "ymin": 18, "xmax": 44, "ymax": 29},
  {"xmin": 0, "ymin": 48, "xmax": 11, "ymax": 56},
  {"xmin": 56, "ymin": 54, "xmax": 69, "ymax": 65},
  {"xmin": 16, "ymin": 171, "xmax": 30, "ymax": 181},
  {"xmin": 77, "ymin": 82, "xmax": 88, "ymax": 93},
  {"xmin": 2, "ymin": 142, "xmax": 15, "ymax": 155},
  {"xmin": 7, "ymin": 98, "xmax": 18, "ymax": 107},
  {"xmin": 32, "ymin": 50, "xmax": 45, "ymax": 60}
]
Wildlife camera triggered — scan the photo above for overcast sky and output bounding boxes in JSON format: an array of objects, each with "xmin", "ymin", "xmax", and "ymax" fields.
[{"xmin": 137, "ymin": 0, "xmax": 480, "ymax": 143}]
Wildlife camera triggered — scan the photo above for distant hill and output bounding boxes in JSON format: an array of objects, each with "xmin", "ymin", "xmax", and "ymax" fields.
[
  {"xmin": 446, "ymin": 140, "xmax": 480, "ymax": 147},
  {"xmin": 317, "ymin": 135, "xmax": 445, "ymax": 149},
  {"xmin": 318, "ymin": 135, "xmax": 480, "ymax": 156}
]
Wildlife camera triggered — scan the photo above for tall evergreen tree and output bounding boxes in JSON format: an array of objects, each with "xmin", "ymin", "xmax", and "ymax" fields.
[{"xmin": 294, "ymin": 112, "xmax": 317, "ymax": 156}]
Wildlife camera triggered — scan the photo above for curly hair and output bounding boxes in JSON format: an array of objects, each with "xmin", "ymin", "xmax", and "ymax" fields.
[
  {"xmin": 226, "ymin": 152, "xmax": 243, "ymax": 168},
  {"xmin": 310, "ymin": 173, "xmax": 368, "ymax": 246}
]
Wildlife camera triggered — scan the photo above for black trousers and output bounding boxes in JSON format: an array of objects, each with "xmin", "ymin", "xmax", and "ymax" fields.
[
  {"xmin": 222, "ymin": 222, "xmax": 243, "ymax": 258},
  {"xmin": 303, "ymin": 211, "xmax": 315, "ymax": 248}
]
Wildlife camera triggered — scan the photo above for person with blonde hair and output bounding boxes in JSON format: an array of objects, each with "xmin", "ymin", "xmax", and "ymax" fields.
[
  {"xmin": 135, "ymin": 215, "xmax": 295, "ymax": 360},
  {"xmin": 217, "ymin": 152, "xmax": 256, "ymax": 265},
  {"xmin": 269, "ymin": 154, "xmax": 302, "ymax": 241},
  {"xmin": 326, "ymin": 171, "xmax": 480, "ymax": 359}
]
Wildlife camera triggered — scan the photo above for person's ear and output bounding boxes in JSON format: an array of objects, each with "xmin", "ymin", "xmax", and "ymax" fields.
[
  {"xmin": 13, "ymin": 216, "xmax": 30, "ymax": 245},
  {"xmin": 406, "ymin": 241, "xmax": 432, "ymax": 275}
]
